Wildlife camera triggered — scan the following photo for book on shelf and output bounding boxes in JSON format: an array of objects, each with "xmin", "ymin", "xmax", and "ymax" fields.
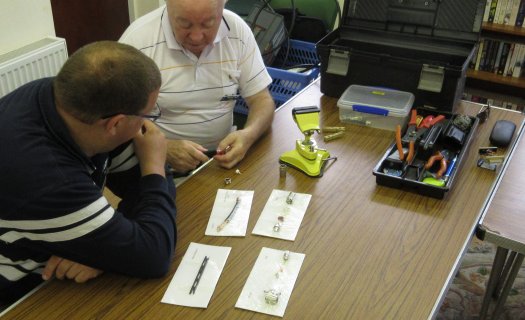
[
  {"xmin": 488, "ymin": 0, "xmax": 499, "ymax": 22},
  {"xmin": 497, "ymin": 42, "xmax": 511, "ymax": 74},
  {"xmin": 480, "ymin": 39, "xmax": 491, "ymax": 71},
  {"xmin": 470, "ymin": 38, "xmax": 525, "ymax": 79},
  {"xmin": 501, "ymin": 0, "xmax": 515, "ymax": 24},
  {"xmin": 509, "ymin": 0, "xmax": 521, "ymax": 25},
  {"xmin": 516, "ymin": 0, "xmax": 525, "ymax": 26},
  {"xmin": 487, "ymin": 40, "xmax": 500, "ymax": 72},
  {"xmin": 494, "ymin": 0, "xmax": 506, "ymax": 24},
  {"xmin": 475, "ymin": 39, "xmax": 485, "ymax": 70},
  {"xmin": 503, "ymin": 43, "xmax": 515, "ymax": 75},
  {"xmin": 507, "ymin": 43, "xmax": 520, "ymax": 75},
  {"xmin": 493, "ymin": 41, "xmax": 505, "ymax": 72},
  {"xmin": 484, "ymin": 0, "xmax": 494, "ymax": 21},
  {"xmin": 512, "ymin": 44, "xmax": 525, "ymax": 78},
  {"xmin": 503, "ymin": 0, "xmax": 513, "ymax": 24},
  {"xmin": 484, "ymin": 0, "xmax": 525, "ymax": 26}
]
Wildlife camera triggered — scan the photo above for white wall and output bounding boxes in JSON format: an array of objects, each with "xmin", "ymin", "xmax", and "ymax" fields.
[
  {"xmin": 0, "ymin": 0, "xmax": 55, "ymax": 56},
  {"xmin": 128, "ymin": 0, "xmax": 164, "ymax": 22}
]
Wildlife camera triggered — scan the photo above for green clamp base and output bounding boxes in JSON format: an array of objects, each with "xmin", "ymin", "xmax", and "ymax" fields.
[{"xmin": 279, "ymin": 148, "xmax": 330, "ymax": 177}]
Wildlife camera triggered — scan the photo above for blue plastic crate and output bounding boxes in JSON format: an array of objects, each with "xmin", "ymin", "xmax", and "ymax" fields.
[
  {"xmin": 273, "ymin": 39, "xmax": 319, "ymax": 68},
  {"xmin": 234, "ymin": 66, "xmax": 319, "ymax": 115}
]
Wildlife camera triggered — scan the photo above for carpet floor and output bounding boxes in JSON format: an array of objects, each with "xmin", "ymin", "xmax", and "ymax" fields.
[{"xmin": 437, "ymin": 238, "xmax": 525, "ymax": 320}]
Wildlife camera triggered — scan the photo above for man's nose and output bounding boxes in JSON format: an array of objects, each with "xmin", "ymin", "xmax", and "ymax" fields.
[{"xmin": 189, "ymin": 28, "xmax": 204, "ymax": 42}]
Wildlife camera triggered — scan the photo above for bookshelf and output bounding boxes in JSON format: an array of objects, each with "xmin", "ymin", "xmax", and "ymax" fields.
[
  {"xmin": 465, "ymin": 20, "xmax": 525, "ymax": 109},
  {"xmin": 467, "ymin": 22, "xmax": 525, "ymax": 93}
]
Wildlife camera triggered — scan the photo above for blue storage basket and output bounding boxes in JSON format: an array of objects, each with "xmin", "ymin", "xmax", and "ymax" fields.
[
  {"xmin": 234, "ymin": 66, "xmax": 319, "ymax": 115},
  {"xmin": 273, "ymin": 39, "xmax": 320, "ymax": 68}
]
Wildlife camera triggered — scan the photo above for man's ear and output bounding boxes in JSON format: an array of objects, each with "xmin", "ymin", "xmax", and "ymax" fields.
[{"xmin": 103, "ymin": 114, "xmax": 126, "ymax": 136}]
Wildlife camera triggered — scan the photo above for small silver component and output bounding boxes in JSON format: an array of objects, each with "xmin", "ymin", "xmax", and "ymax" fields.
[
  {"xmin": 286, "ymin": 192, "xmax": 295, "ymax": 204},
  {"xmin": 283, "ymin": 250, "xmax": 290, "ymax": 261},
  {"xmin": 279, "ymin": 164, "xmax": 287, "ymax": 178},
  {"xmin": 264, "ymin": 289, "xmax": 281, "ymax": 305}
]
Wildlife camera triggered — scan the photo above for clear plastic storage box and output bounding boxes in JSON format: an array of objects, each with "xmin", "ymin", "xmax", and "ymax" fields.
[{"xmin": 337, "ymin": 85, "xmax": 414, "ymax": 131}]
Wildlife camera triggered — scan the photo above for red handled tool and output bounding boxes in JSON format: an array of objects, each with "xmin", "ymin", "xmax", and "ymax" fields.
[{"xmin": 400, "ymin": 110, "xmax": 445, "ymax": 163}]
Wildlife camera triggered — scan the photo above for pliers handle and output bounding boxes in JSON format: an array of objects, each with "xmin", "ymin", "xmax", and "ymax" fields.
[
  {"xmin": 396, "ymin": 125, "xmax": 415, "ymax": 163},
  {"xmin": 419, "ymin": 114, "xmax": 445, "ymax": 129},
  {"xmin": 425, "ymin": 151, "xmax": 447, "ymax": 179}
]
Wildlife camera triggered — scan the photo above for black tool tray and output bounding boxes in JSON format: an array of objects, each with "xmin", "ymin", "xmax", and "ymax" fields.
[
  {"xmin": 372, "ymin": 107, "xmax": 479, "ymax": 199},
  {"xmin": 317, "ymin": 0, "xmax": 485, "ymax": 112}
]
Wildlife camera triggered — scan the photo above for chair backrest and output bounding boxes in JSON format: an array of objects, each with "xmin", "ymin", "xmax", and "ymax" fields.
[{"xmin": 269, "ymin": 0, "xmax": 340, "ymax": 31}]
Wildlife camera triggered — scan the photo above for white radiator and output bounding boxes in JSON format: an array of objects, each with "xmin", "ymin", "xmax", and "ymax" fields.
[{"xmin": 0, "ymin": 37, "xmax": 68, "ymax": 98}]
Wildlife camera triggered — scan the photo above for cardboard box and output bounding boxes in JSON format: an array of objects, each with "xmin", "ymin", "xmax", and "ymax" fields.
[{"xmin": 337, "ymin": 85, "xmax": 413, "ymax": 131}]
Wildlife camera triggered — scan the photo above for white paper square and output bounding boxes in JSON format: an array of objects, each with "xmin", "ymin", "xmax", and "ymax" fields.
[
  {"xmin": 205, "ymin": 189, "xmax": 254, "ymax": 237},
  {"xmin": 161, "ymin": 242, "xmax": 231, "ymax": 308},
  {"xmin": 252, "ymin": 189, "xmax": 311, "ymax": 241},
  {"xmin": 236, "ymin": 247, "xmax": 305, "ymax": 317}
]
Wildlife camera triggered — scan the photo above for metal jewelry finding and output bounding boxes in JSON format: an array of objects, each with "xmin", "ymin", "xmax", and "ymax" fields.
[
  {"xmin": 286, "ymin": 192, "xmax": 295, "ymax": 204},
  {"xmin": 264, "ymin": 289, "xmax": 281, "ymax": 305},
  {"xmin": 283, "ymin": 250, "xmax": 290, "ymax": 261}
]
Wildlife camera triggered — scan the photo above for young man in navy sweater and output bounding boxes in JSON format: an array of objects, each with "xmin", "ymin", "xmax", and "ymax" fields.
[{"xmin": 0, "ymin": 41, "xmax": 177, "ymax": 308}]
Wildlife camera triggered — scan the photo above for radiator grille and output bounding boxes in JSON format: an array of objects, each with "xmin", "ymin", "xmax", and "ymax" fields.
[{"xmin": 0, "ymin": 37, "xmax": 68, "ymax": 98}]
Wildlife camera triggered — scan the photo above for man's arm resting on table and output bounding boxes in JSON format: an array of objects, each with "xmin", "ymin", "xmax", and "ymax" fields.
[
  {"xmin": 214, "ymin": 88, "xmax": 275, "ymax": 168},
  {"xmin": 42, "ymin": 122, "xmax": 177, "ymax": 280}
]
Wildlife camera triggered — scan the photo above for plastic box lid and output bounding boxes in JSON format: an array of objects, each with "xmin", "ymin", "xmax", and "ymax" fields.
[{"xmin": 337, "ymin": 85, "xmax": 414, "ymax": 118}]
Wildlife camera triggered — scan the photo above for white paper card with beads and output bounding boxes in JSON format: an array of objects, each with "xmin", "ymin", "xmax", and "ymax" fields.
[
  {"xmin": 252, "ymin": 189, "xmax": 311, "ymax": 241},
  {"xmin": 236, "ymin": 247, "xmax": 305, "ymax": 317},
  {"xmin": 205, "ymin": 189, "xmax": 254, "ymax": 237}
]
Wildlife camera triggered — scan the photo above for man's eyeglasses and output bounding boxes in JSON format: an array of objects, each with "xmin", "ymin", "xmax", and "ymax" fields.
[{"xmin": 102, "ymin": 104, "xmax": 162, "ymax": 122}]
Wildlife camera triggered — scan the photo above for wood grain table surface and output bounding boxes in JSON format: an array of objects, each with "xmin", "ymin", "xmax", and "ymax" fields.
[{"xmin": 4, "ymin": 80, "xmax": 524, "ymax": 320}]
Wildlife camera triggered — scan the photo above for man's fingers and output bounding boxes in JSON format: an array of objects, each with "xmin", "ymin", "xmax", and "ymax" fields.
[{"xmin": 42, "ymin": 255, "xmax": 63, "ymax": 280}]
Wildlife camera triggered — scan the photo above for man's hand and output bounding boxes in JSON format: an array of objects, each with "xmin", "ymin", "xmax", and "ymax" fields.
[
  {"xmin": 133, "ymin": 120, "xmax": 167, "ymax": 177},
  {"xmin": 213, "ymin": 131, "xmax": 249, "ymax": 169},
  {"xmin": 214, "ymin": 88, "xmax": 274, "ymax": 169},
  {"xmin": 42, "ymin": 256, "xmax": 103, "ymax": 283},
  {"xmin": 166, "ymin": 140, "xmax": 209, "ymax": 173}
]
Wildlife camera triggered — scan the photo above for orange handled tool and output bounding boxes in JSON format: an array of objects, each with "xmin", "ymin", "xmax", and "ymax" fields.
[
  {"xmin": 425, "ymin": 151, "xmax": 447, "ymax": 179},
  {"xmin": 395, "ymin": 125, "xmax": 404, "ymax": 161}
]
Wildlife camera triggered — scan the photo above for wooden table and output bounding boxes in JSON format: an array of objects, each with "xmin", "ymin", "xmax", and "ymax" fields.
[
  {"xmin": 478, "ymin": 123, "xmax": 525, "ymax": 320},
  {"xmin": 4, "ymin": 80, "xmax": 524, "ymax": 320}
]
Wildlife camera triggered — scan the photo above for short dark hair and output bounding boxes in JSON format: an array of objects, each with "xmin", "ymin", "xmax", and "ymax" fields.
[{"xmin": 54, "ymin": 41, "xmax": 161, "ymax": 124}]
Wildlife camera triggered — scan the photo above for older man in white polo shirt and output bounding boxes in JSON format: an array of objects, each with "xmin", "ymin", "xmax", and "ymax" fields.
[{"xmin": 120, "ymin": 0, "xmax": 274, "ymax": 172}]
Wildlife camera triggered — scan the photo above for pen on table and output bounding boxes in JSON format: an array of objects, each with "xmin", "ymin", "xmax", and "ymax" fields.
[
  {"xmin": 189, "ymin": 256, "xmax": 209, "ymax": 295},
  {"xmin": 216, "ymin": 145, "xmax": 232, "ymax": 155}
]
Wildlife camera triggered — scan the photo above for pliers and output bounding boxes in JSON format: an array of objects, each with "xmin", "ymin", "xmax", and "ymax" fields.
[
  {"xmin": 396, "ymin": 110, "xmax": 445, "ymax": 163},
  {"xmin": 425, "ymin": 150, "xmax": 451, "ymax": 179}
]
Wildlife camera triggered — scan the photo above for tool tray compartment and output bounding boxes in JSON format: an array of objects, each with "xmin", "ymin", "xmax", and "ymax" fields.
[
  {"xmin": 372, "ymin": 107, "xmax": 479, "ymax": 199},
  {"xmin": 316, "ymin": 0, "xmax": 485, "ymax": 112}
]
